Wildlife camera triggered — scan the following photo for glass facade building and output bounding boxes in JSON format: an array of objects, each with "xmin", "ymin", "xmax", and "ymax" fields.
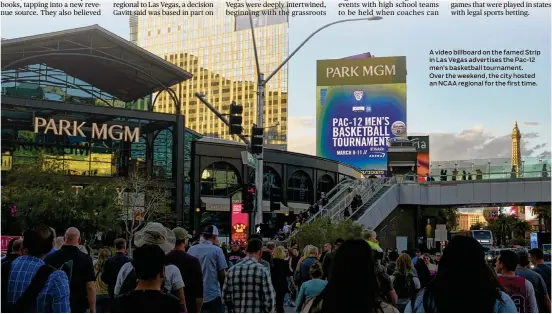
[
  {"xmin": 131, "ymin": 2, "xmax": 289, "ymax": 145},
  {"xmin": 1, "ymin": 26, "xmax": 197, "ymax": 226}
]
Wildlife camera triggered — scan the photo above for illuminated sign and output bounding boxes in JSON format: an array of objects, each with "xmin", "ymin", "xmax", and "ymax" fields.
[
  {"xmin": 34, "ymin": 117, "xmax": 140, "ymax": 142},
  {"xmin": 231, "ymin": 202, "xmax": 249, "ymax": 247}
]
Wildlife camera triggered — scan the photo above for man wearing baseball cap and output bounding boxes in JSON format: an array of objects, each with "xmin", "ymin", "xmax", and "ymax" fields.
[
  {"xmin": 187, "ymin": 225, "xmax": 228, "ymax": 313},
  {"xmin": 167, "ymin": 227, "xmax": 204, "ymax": 313}
]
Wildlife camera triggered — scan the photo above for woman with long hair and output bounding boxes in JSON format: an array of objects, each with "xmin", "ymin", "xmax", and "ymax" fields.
[
  {"xmin": 95, "ymin": 248, "xmax": 112, "ymax": 313},
  {"xmin": 272, "ymin": 246, "xmax": 293, "ymax": 313},
  {"xmin": 296, "ymin": 245, "xmax": 319, "ymax": 288},
  {"xmin": 405, "ymin": 236, "xmax": 516, "ymax": 313},
  {"xmin": 422, "ymin": 254, "xmax": 437, "ymax": 275},
  {"xmin": 288, "ymin": 247, "xmax": 301, "ymax": 307},
  {"xmin": 302, "ymin": 239, "xmax": 398, "ymax": 313},
  {"xmin": 414, "ymin": 258, "xmax": 431, "ymax": 288},
  {"xmin": 391, "ymin": 254, "xmax": 420, "ymax": 312}
]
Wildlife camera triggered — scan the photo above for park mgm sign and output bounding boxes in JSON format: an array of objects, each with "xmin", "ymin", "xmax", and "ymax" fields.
[{"xmin": 34, "ymin": 117, "xmax": 141, "ymax": 142}]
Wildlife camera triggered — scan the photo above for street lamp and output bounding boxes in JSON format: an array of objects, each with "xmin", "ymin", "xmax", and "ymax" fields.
[{"xmin": 245, "ymin": 6, "xmax": 383, "ymax": 225}]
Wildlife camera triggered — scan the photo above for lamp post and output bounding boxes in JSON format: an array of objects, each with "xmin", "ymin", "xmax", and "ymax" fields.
[{"xmin": 245, "ymin": 8, "xmax": 383, "ymax": 225}]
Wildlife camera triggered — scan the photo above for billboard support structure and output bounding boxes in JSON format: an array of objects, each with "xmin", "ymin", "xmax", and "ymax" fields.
[{"xmin": 244, "ymin": 5, "xmax": 384, "ymax": 225}]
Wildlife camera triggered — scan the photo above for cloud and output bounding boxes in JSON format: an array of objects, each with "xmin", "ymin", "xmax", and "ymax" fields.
[
  {"xmin": 524, "ymin": 122, "xmax": 540, "ymax": 126},
  {"xmin": 287, "ymin": 117, "xmax": 316, "ymax": 155},
  {"xmin": 429, "ymin": 130, "xmax": 544, "ymax": 160},
  {"xmin": 287, "ymin": 119, "xmax": 550, "ymax": 161}
]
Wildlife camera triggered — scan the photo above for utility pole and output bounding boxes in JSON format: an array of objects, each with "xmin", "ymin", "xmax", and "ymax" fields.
[{"xmin": 244, "ymin": 4, "xmax": 383, "ymax": 226}]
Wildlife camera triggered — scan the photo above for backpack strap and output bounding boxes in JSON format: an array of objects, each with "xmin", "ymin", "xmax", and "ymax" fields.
[{"xmin": 12, "ymin": 265, "xmax": 55, "ymax": 313}]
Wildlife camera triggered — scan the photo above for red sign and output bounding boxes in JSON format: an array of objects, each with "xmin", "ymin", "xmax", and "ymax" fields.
[
  {"xmin": 231, "ymin": 203, "xmax": 249, "ymax": 247},
  {"xmin": 1, "ymin": 236, "xmax": 21, "ymax": 253}
]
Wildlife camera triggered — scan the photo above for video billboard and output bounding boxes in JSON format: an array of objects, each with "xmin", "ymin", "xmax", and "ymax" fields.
[
  {"xmin": 230, "ymin": 203, "xmax": 248, "ymax": 247},
  {"xmin": 316, "ymin": 57, "xmax": 407, "ymax": 175}
]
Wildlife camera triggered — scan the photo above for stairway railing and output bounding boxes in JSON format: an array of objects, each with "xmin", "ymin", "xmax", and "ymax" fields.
[
  {"xmin": 282, "ymin": 178, "xmax": 356, "ymax": 239},
  {"xmin": 346, "ymin": 176, "xmax": 397, "ymax": 221},
  {"xmin": 330, "ymin": 177, "xmax": 392, "ymax": 221}
]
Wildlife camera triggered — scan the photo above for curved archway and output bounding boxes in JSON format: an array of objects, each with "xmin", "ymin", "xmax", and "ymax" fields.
[
  {"xmin": 201, "ymin": 162, "xmax": 241, "ymax": 197},
  {"xmin": 263, "ymin": 166, "xmax": 282, "ymax": 200},
  {"xmin": 287, "ymin": 170, "xmax": 313, "ymax": 203},
  {"xmin": 318, "ymin": 174, "xmax": 335, "ymax": 197},
  {"xmin": 247, "ymin": 166, "xmax": 283, "ymax": 200}
]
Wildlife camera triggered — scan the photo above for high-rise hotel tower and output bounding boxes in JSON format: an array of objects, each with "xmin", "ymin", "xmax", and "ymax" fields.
[{"xmin": 130, "ymin": 4, "xmax": 289, "ymax": 147}]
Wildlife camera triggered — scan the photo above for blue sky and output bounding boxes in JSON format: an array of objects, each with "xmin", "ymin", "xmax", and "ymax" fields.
[{"xmin": 2, "ymin": 2, "xmax": 550, "ymax": 160}]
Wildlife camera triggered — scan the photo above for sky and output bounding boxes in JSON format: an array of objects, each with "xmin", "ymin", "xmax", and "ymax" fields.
[{"xmin": 1, "ymin": 1, "xmax": 551, "ymax": 162}]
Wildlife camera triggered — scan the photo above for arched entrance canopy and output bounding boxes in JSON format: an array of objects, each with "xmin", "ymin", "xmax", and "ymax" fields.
[{"xmin": 1, "ymin": 24, "xmax": 192, "ymax": 113}]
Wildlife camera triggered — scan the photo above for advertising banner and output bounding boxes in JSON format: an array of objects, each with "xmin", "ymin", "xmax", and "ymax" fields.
[
  {"xmin": 416, "ymin": 152, "xmax": 430, "ymax": 182},
  {"xmin": 230, "ymin": 203, "xmax": 249, "ymax": 247},
  {"xmin": 316, "ymin": 56, "xmax": 407, "ymax": 175},
  {"xmin": 1, "ymin": 236, "xmax": 21, "ymax": 253}
]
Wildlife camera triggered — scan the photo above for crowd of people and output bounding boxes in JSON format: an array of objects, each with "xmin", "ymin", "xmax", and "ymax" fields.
[{"xmin": 1, "ymin": 221, "xmax": 551, "ymax": 313}]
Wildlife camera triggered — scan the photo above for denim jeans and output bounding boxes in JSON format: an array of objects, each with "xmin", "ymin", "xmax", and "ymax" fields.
[{"xmin": 202, "ymin": 296, "xmax": 223, "ymax": 313}]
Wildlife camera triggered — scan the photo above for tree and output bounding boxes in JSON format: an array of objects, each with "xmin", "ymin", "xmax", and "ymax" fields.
[
  {"xmin": 439, "ymin": 207, "xmax": 458, "ymax": 231},
  {"xmin": 1, "ymin": 157, "xmax": 122, "ymax": 241},
  {"xmin": 487, "ymin": 215, "xmax": 530, "ymax": 246},
  {"xmin": 512, "ymin": 219, "xmax": 531, "ymax": 239},
  {"xmin": 531, "ymin": 204, "xmax": 551, "ymax": 232},
  {"xmin": 290, "ymin": 218, "xmax": 363, "ymax": 249},
  {"xmin": 114, "ymin": 171, "xmax": 173, "ymax": 256}
]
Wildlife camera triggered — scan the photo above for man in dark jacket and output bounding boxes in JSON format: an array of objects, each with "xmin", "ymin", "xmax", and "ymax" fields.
[
  {"xmin": 101, "ymin": 238, "xmax": 131, "ymax": 298},
  {"xmin": 44, "ymin": 227, "xmax": 96, "ymax": 313},
  {"xmin": 322, "ymin": 238, "xmax": 344, "ymax": 280}
]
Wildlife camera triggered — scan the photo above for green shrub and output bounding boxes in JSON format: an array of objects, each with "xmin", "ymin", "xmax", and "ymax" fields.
[{"xmin": 291, "ymin": 218, "xmax": 363, "ymax": 249}]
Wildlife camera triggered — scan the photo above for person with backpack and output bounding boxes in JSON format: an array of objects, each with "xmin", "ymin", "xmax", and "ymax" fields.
[
  {"xmin": 114, "ymin": 223, "xmax": 186, "ymax": 311},
  {"xmin": 111, "ymin": 245, "xmax": 182, "ymax": 313},
  {"xmin": 390, "ymin": 254, "xmax": 421, "ymax": 312},
  {"xmin": 44, "ymin": 227, "xmax": 97, "ymax": 313},
  {"xmin": 3, "ymin": 223, "xmax": 70, "ymax": 312}
]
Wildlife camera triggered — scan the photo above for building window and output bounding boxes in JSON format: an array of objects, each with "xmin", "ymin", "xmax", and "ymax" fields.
[
  {"xmin": 287, "ymin": 170, "xmax": 313, "ymax": 203},
  {"xmin": 248, "ymin": 167, "xmax": 282, "ymax": 200},
  {"xmin": 317, "ymin": 174, "xmax": 335, "ymax": 199},
  {"xmin": 201, "ymin": 162, "xmax": 241, "ymax": 197}
]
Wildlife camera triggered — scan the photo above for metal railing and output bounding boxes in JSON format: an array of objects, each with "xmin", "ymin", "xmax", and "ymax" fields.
[
  {"xmin": 281, "ymin": 178, "xmax": 354, "ymax": 236},
  {"xmin": 396, "ymin": 170, "xmax": 549, "ymax": 184},
  {"xmin": 333, "ymin": 177, "xmax": 395, "ymax": 222},
  {"xmin": 282, "ymin": 169, "xmax": 550, "ymax": 241}
]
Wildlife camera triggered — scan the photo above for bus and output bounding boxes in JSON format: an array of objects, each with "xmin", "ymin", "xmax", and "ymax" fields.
[{"xmin": 449, "ymin": 230, "xmax": 493, "ymax": 250}]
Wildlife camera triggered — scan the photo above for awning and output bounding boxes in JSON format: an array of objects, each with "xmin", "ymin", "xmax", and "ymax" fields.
[
  {"xmin": 261, "ymin": 201, "xmax": 289, "ymax": 214},
  {"xmin": 287, "ymin": 202, "xmax": 311, "ymax": 213},
  {"xmin": 201, "ymin": 197, "xmax": 230, "ymax": 212},
  {"xmin": 2, "ymin": 25, "xmax": 192, "ymax": 102}
]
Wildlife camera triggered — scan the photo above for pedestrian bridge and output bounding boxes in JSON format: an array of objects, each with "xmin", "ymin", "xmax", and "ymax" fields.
[{"xmin": 355, "ymin": 176, "xmax": 551, "ymax": 230}]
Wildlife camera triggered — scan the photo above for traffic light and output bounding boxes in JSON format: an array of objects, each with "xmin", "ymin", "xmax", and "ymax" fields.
[
  {"xmin": 229, "ymin": 102, "xmax": 243, "ymax": 135},
  {"xmin": 270, "ymin": 186, "xmax": 281, "ymax": 211},
  {"xmin": 251, "ymin": 126, "xmax": 264, "ymax": 155},
  {"xmin": 242, "ymin": 184, "xmax": 255, "ymax": 213}
]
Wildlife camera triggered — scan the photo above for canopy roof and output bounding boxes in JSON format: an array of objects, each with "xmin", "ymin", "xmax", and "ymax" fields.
[{"xmin": 1, "ymin": 25, "xmax": 192, "ymax": 102}]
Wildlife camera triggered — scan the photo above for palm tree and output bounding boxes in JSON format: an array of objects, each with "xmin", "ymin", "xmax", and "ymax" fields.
[
  {"xmin": 531, "ymin": 204, "xmax": 551, "ymax": 232},
  {"xmin": 513, "ymin": 219, "xmax": 531, "ymax": 239},
  {"xmin": 490, "ymin": 215, "xmax": 512, "ymax": 246}
]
